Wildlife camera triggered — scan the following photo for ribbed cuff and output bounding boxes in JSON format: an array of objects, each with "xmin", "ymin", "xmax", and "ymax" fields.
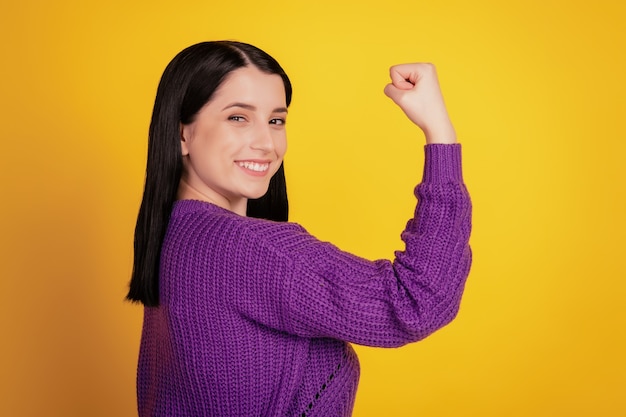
[{"xmin": 422, "ymin": 143, "xmax": 464, "ymax": 183}]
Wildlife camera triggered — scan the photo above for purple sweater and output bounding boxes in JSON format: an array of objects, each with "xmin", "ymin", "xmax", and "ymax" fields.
[{"xmin": 137, "ymin": 144, "xmax": 472, "ymax": 416}]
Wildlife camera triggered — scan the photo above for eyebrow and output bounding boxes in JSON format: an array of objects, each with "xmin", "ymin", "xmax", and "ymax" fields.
[{"xmin": 221, "ymin": 102, "xmax": 288, "ymax": 113}]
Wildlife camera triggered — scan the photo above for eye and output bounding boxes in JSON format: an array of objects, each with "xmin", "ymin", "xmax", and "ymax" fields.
[
  {"xmin": 228, "ymin": 115, "xmax": 246, "ymax": 122},
  {"xmin": 269, "ymin": 118, "xmax": 286, "ymax": 125}
]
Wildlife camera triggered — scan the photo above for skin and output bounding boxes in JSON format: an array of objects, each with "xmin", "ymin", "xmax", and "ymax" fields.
[
  {"xmin": 384, "ymin": 63, "xmax": 457, "ymax": 145},
  {"xmin": 177, "ymin": 65, "xmax": 288, "ymax": 216},
  {"xmin": 177, "ymin": 62, "xmax": 455, "ymax": 216}
]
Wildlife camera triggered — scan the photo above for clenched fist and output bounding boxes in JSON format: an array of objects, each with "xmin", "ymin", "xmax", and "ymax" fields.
[{"xmin": 384, "ymin": 63, "xmax": 457, "ymax": 144}]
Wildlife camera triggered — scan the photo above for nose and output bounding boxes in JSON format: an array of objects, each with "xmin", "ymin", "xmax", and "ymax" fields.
[{"xmin": 250, "ymin": 124, "xmax": 275, "ymax": 153}]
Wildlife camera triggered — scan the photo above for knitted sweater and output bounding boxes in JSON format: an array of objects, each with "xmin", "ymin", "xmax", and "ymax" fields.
[{"xmin": 137, "ymin": 144, "xmax": 472, "ymax": 417}]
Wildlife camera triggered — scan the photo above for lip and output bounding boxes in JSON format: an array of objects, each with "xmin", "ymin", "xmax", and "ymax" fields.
[{"xmin": 235, "ymin": 159, "xmax": 273, "ymax": 177}]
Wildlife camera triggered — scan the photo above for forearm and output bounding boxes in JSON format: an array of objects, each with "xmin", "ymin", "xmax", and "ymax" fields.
[{"xmin": 388, "ymin": 143, "xmax": 472, "ymax": 342}]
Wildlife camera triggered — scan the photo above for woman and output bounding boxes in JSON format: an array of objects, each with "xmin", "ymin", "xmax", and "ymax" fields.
[{"xmin": 127, "ymin": 41, "xmax": 472, "ymax": 417}]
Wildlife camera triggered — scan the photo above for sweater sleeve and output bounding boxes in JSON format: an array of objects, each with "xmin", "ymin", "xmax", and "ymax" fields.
[{"xmin": 234, "ymin": 144, "xmax": 472, "ymax": 347}]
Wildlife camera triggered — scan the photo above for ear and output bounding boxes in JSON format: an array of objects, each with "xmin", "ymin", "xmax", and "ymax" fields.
[{"xmin": 180, "ymin": 123, "xmax": 190, "ymax": 156}]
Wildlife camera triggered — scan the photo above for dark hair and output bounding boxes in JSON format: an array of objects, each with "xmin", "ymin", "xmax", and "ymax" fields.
[{"xmin": 126, "ymin": 41, "xmax": 292, "ymax": 307}]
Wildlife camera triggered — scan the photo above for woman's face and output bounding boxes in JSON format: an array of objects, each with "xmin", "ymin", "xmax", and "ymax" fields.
[{"xmin": 179, "ymin": 65, "xmax": 287, "ymax": 215}]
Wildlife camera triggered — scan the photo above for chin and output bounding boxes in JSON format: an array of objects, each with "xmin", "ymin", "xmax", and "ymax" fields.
[{"xmin": 245, "ymin": 186, "xmax": 271, "ymax": 200}]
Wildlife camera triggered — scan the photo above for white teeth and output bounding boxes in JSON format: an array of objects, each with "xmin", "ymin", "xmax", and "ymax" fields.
[{"xmin": 238, "ymin": 161, "xmax": 269, "ymax": 172}]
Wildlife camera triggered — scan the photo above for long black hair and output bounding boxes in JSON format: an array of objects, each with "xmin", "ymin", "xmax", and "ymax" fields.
[{"xmin": 126, "ymin": 41, "xmax": 292, "ymax": 307}]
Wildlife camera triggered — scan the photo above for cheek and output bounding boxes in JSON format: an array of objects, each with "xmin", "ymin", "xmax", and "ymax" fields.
[
  {"xmin": 276, "ymin": 134, "xmax": 288, "ymax": 158},
  {"xmin": 190, "ymin": 130, "xmax": 231, "ymax": 161}
]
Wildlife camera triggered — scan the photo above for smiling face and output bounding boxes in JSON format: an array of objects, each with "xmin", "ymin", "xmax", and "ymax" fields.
[{"xmin": 178, "ymin": 65, "xmax": 288, "ymax": 215}]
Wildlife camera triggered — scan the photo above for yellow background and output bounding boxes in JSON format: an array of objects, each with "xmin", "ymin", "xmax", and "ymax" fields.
[{"xmin": 1, "ymin": 0, "xmax": 624, "ymax": 415}]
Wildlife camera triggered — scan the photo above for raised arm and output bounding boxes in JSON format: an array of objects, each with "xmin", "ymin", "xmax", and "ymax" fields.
[{"xmin": 231, "ymin": 64, "xmax": 472, "ymax": 346}]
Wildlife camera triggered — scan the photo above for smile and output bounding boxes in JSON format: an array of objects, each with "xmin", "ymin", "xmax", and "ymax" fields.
[{"xmin": 237, "ymin": 161, "xmax": 270, "ymax": 172}]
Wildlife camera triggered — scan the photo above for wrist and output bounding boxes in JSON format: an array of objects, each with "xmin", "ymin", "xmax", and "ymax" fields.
[{"xmin": 424, "ymin": 123, "xmax": 457, "ymax": 144}]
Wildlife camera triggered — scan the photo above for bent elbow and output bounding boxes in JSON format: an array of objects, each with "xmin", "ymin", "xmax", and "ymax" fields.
[{"xmin": 398, "ymin": 298, "xmax": 463, "ymax": 346}]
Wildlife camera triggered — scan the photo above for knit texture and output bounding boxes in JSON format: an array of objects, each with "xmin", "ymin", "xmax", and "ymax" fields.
[{"xmin": 136, "ymin": 144, "xmax": 472, "ymax": 417}]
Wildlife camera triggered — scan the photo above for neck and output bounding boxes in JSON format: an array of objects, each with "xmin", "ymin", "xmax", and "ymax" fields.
[{"xmin": 176, "ymin": 178, "xmax": 247, "ymax": 216}]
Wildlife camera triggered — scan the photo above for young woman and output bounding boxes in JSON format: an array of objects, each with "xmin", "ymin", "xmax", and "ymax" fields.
[{"xmin": 127, "ymin": 41, "xmax": 472, "ymax": 417}]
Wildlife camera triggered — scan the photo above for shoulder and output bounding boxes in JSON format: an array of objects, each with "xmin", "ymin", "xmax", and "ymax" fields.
[{"xmin": 166, "ymin": 200, "xmax": 315, "ymax": 255}]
